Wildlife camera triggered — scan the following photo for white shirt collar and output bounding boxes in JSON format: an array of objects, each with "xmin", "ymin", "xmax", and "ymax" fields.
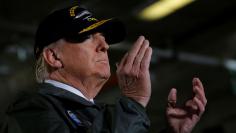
[{"xmin": 44, "ymin": 79, "xmax": 94, "ymax": 103}]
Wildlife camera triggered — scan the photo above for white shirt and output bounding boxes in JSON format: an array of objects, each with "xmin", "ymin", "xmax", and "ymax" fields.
[{"xmin": 44, "ymin": 79, "xmax": 94, "ymax": 103}]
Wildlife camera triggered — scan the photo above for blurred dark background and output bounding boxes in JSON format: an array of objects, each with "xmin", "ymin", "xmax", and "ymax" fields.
[{"xmin": 1, "ymin": 0, "xmax": 236, "ymax": 132}]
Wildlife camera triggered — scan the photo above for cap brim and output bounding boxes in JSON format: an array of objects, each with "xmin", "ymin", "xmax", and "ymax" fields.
[{"xmin": 79, "ymin": 18, "xmax": 126, "ymax": 44}]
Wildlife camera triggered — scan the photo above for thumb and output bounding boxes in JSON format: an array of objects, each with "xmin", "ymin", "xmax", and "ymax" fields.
[{"xmin": 168, "ymin": 88, "xmax": 177, "ymax": 107}]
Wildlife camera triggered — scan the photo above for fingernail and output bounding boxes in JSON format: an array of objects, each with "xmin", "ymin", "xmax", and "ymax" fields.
[
  {"xmin": 194, "ymin": 77, "xmax": 199, "ymax": 81},
  {"xmin": 193, "ymin": 78, "xmax": 198, "ymax": 84},
  {"xmin": 139, "ymin": 35, "xmax": 144, "ymax": 39}
]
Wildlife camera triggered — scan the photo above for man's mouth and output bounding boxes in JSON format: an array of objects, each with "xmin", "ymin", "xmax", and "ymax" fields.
[{"xmin": 97, "ymin": 60, "xmax": 109, "ymax": 64}]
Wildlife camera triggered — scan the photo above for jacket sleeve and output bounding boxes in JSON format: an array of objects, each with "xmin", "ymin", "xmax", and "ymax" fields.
[{"xmin": 92, "ymin": 96, "xmax": 150, "ymax": 133}]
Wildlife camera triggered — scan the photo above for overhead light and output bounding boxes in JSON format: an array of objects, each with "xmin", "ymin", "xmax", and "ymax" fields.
[{"xmin": 139, "ymin": 0, "xmax": 195, "ymax": 21}]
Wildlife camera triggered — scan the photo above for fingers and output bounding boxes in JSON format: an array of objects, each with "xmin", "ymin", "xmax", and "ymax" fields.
[
  {"xmin": 193, "ymin": 86, "xmax": 207, "ymax": 106},
  {"xmin": 193, "ymin": 78, "xmax": 204, "ymax": 91},
  {"xmin": 117, "ymin": 36, "xmax": 151, "ymax": 75},
  {"xmin": 193, "ymin": 97, "xmax": 205, "ymax": 116},
  {"xmin": 125, "ymin": 36, "xmax": 146, "ymax": 70},
  {"xmin": 168, "ymin": 88, "xmax": 177, "ymax": 107},
  {"xmin": 192, "ymin": 78, "xmax": 207, "ymax": 106},
  {"xmin": 141, "ymin": 47, "xmax": 152, "ymax": 71},
  {"xmin": 135, "ymin": 40, "xmax": 149, "ymax": 65},
  {"xmin": 191, "ymin": 78, "xmax": 207, "ymax": 116},
  {"xmin": 132, "ymin": 40, "xmax": 150, "ymax": 76}
]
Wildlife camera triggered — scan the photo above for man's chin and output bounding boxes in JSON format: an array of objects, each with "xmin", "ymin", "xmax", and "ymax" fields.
[{"xmin": 100, "ymin": 73, "xmax": 111, "ymax": 80}]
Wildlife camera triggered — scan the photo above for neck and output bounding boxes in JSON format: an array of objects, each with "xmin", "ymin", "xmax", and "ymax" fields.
[{"xmin": 48, "ymin": 71, "xmax": 108, "ymax": 99}]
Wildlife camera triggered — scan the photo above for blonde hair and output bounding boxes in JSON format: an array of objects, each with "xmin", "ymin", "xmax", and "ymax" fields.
[
  {"xmin": 35, "ymin": 40, "xmax": 64, "ymax": 83},
  {"xmin": 35, "ymin": 52, "xmax": 49, "ymax": 83}
]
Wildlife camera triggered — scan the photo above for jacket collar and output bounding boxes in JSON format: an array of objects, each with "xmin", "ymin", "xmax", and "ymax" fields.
[{"xmin": 37, "ymin": 83, "xmax": 96, "ymax": 107}]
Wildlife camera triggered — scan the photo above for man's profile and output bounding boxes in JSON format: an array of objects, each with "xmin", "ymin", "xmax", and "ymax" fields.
[{"xmin": 1, "ymin": 5, "xmax": 207, "ymax": 133}]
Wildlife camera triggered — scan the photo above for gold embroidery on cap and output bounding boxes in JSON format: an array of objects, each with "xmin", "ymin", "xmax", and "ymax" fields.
[
  {"xmin": 69, "ymin": 6, "xmax": 79, "ymax": 17},
  {"xmin": 87, "ymin": 17, "xmax": 98, "ymax": 21},
  {"xmin": 79, "ymin": 19, "xmax": 112, "ymax": 34}
]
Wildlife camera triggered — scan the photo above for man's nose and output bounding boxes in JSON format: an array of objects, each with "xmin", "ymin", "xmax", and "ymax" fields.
[{"xmin": 95, "ymin": 33, "xmax": 109, "ymax": 52}]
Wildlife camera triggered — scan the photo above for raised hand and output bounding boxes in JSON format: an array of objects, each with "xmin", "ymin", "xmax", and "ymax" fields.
[
  {"xmin": 116, "ymin": 36, "xmax": 152, "ymax": 107},
  {"xmin": 166, "ymin": 78, "xmax": 207, "ymax": 133}
]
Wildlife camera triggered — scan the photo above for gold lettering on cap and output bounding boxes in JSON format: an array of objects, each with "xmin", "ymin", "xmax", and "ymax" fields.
[
  {"xmin": 87, "ymin": 17, "xmax": 98, "ymax": 21},
  {"xmin": 69, "ymin": 6, "xmax": 79, "ymax": 17}
]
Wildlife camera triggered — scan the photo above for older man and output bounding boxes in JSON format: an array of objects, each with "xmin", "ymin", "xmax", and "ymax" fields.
[{"xmin": 4, "ymin": 5, "xmax": 207, "ymax": 133}]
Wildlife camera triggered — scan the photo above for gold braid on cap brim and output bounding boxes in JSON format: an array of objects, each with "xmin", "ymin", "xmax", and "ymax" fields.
[{"xmin": 79, "ymin": 18, "xmax": 112, "ymax": 34}]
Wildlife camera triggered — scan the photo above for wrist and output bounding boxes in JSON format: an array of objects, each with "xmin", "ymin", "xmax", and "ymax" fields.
[{"xmin": 123, "ymin": 95, "xmax": 150, "ymax": 107}]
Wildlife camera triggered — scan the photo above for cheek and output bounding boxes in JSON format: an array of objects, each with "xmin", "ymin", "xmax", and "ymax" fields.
[
  {"xmin": 61, "ymin": 48, "xmax": 89, "ymax": 70},
  {"xmin": 74, "ymin": 53, "xmax": 93, "ymax": 67},
  {"xmin": 75, "ymin": 51, "xmax": 97, "ymax": 72},
  {"xmin": 82, "ymin": 55, "xmax": 95, "ymax": 68}
]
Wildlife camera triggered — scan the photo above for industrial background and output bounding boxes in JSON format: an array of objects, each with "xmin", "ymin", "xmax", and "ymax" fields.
[{"xmin": 0, "ymin": 0, "xmax": 236, "ymax": 132}]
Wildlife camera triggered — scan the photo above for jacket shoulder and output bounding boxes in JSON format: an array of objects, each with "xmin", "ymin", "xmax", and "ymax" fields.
[{"xmin": 6, "ymin": 91, "xmax": 70, "ymax": 133}]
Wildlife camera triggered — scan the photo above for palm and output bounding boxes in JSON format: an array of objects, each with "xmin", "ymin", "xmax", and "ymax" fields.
[
  {"xmin": 116, "ymin": 36, "xmax": 152, "ymax": 107},
  {"xmin": 167, "ymin": 103, "xmax": 200, "ymax": 133}
]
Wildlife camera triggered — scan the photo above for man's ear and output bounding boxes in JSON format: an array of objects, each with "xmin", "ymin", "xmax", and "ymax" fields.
[{"xmin": 43, "ymin": 48, "xmax": 63, "ymax": 68}]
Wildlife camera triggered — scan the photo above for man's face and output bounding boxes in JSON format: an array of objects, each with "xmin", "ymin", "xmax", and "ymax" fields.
[{"xmin": 57, "ymin": 32, "xmax": 111, "ymax": 81}]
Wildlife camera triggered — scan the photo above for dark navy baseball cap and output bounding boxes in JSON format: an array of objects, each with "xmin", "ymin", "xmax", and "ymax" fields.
[{"xmin": 34, "ymin": 5, "xmax": 126, "ymax": 59}]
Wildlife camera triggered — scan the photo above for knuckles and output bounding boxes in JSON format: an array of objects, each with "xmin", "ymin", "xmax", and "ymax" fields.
[{"xmin": 117, "ymin": 68, "xmax": 137, "ymax": 77}]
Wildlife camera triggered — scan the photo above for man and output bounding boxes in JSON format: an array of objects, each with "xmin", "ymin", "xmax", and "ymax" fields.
[{"xmin": 3, "ymin": 5, "xmax": 207, "ymax": 133}]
